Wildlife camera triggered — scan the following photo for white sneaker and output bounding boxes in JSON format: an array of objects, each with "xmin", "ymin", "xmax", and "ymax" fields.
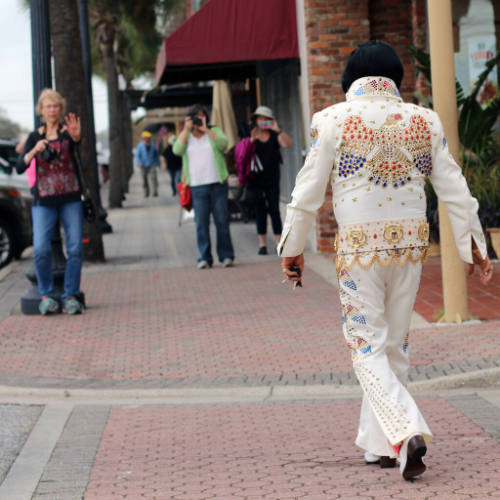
[
  {"xmin": 222, "ymin": 258, "xmax": 234, "ymax": 268},
  {"xmin": 364, "ymin": 451, "xmax": 381, "ymax": 464},
  {"xmin": 197, "ymin": 260, "xmax": 210, "ymax": 269}
]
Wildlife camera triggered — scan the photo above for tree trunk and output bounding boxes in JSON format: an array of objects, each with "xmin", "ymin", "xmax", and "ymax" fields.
[
  {"xmin": 102, "ymin": 42, "xmax": 124, "ymax": 207},
  {"xmin": 92, "ymin": 7, "xmax": 124, "ymax": 208},
  {"xmin": 48, "ymin": 0, "xmax": 105, "ymax": 261},
  {"xmin": 119, "ymin": 90, "xmax": 133, "ymax": 193}
]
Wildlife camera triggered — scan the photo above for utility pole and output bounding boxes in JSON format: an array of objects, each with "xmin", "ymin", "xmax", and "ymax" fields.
[
  {"xmin": 427, "ymin": 0, "xmax": 470, "ymax": 323},
  {"xmin": 30, "ymin": 0, "xmax": 52, "ymax": 123}
]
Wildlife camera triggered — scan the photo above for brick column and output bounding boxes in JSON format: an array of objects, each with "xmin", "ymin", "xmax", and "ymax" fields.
[{"xmin": 303, "ymin": 0, "xmax": 370, "ymax": 254}]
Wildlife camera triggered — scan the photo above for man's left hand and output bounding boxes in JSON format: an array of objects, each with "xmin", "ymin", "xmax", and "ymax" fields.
[{"xmin": 468, "ymin": 249, "xmax": 493, "ymax": 286}]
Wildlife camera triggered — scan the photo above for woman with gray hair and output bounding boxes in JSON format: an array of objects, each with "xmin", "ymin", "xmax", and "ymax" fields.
[{"xmin": 16, "ymin": 89, "xmax": 84, "ymax": 315}]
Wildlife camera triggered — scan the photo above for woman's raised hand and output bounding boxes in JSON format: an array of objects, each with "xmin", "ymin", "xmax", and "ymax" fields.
[{"xmin": 64, "ymin": 113, "xmax": 81, "ymax": 141}]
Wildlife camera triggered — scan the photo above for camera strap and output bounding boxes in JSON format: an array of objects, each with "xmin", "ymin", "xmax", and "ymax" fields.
[{"xmin": 73, "ymin": 143, "xmax": 90, "ymax": 194}]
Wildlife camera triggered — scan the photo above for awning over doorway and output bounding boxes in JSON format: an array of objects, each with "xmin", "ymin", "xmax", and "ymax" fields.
[{"xmin": 156, "ymin": 0, "xmax": 298, "ymax": 85}]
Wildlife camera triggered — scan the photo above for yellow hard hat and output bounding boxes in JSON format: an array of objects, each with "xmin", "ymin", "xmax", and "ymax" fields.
[{"xmin": 141, "ymin": 131, "xmax": 152, "ymax": 138}]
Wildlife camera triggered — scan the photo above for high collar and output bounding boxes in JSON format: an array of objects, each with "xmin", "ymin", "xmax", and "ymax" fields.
[{"xmin": 346, "ymin": 76, "xmax": 402, "ymax": 102}]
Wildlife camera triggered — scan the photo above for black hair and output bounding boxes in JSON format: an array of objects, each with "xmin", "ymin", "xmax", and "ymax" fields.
[
  {"xmin": 187, "ymin": 103, "xmax": 209, "ymax": 120},
  {"xmin": 341, "ymin": 41, "xmax": 404, "ymax": 93},
  {"xmin": 165, "ymin": 122, "xmax": 176, "ymax": 132}
]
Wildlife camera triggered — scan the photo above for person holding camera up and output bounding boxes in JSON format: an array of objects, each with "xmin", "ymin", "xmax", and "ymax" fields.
[
  {"xmin": 173, "ymin": 104, "xmax": 235, "ymax": 269},
  {"xmin": 16, "ymin": 89, "xmax": 84, "ymax": 315},
  {"xmin": 248, "ymin": 106, "xmax": 292, "ymax": 255}
]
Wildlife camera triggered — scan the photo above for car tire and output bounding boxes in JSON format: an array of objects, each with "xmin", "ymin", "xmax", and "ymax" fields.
[{"xmin": 0, "ymin": 220, "xmax": 15, "ymax": 269}]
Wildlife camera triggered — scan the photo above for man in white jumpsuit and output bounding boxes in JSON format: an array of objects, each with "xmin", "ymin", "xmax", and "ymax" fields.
[{"xmin": 278, "ymin": 41, "xmax": 493, "ymax": 480}]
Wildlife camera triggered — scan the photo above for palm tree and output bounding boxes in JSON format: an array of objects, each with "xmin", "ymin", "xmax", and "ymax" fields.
[{"xmin": 89, "ymin": 0, "xmax": 180, "ymax": 207}]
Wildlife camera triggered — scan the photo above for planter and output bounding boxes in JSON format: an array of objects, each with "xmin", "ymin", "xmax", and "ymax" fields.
[{"xmin": 487, "ymin": 227, "xmax": 500, "ymax": 259}]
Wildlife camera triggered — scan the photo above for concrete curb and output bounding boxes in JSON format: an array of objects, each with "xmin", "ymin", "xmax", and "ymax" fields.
[
  {"xmin": 0, "ymin": 367, "xmax": 497, "ymax": 403},
  {"xmin": 0, "ymin": 259, "xmax": 18, "ymax": 282}
]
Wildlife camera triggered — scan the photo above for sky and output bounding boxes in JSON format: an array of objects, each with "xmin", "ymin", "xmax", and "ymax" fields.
[{"xmin": 0, "ymin": 0, "xmax": 111, "ymax": 136}]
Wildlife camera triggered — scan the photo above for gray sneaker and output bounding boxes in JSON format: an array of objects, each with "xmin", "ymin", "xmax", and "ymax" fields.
[
  {"xmin": 197, "ymin": 260, "xmax": 210, "ymax": 269},
  {"xmin": 62, "ymin": 297, "xmax": 83, "ymax": 315},
  {"xmin": 39, "ymin": 296, "xmax": 60, "ymax": 315},
  {"xmin": 222, "ymin": 258, "xmax": 234, "ymax": 268}
]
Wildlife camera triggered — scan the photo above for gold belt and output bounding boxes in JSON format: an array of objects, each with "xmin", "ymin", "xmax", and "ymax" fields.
[{"xmin": 335, "ymin": 217, "xmax": 429, "ymax": 255}]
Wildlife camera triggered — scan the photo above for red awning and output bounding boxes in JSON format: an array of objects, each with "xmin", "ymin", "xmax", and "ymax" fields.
[{"xmin": 156, "ymin": 0, "xmax": 298, "ymax": 84}]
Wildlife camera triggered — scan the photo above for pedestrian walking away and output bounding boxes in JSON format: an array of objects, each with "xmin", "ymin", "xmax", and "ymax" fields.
[
  {"xmin": 278, "ymin": 41, "xmax": 493, "ymax": 481},
  {"xmin": 235, "ymin": 106, "xmax": 292, "ymax": 255},
  {"xmin": 161, "ymin": 123, "xmax": 183, "ymax": 196},
  {"xmin": 135, "ymin": 130, "xmax": 160, "ymax": 197},
  {"xmin": 173, "ymin": 104, "xmax": 235, "ymax": 269},
  {"xmin": 16, "ymin": 88, "xmax": 86, "ymax": 316}
]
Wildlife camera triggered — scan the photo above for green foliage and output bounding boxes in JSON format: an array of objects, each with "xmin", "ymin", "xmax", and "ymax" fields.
[
  {"xmin": 0, "ymin": 108, "xmax": 23, "ymax": 139},
  {"xmin": 90, "ymin": 0, "xmax": 182, "ymax": 85},
  {"xmin": 408, "ymin": 45, "xmax": 500, "ymax": 228}
]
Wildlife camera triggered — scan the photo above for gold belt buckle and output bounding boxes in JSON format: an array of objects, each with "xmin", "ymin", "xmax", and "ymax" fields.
[
  {"xmin": 383, "ymin": 224, "xmax": 403, "ymax": 244},
  {"xmin": 418, "ymin": 222, "xmax": 429, "ymax": 242},
  {"xmin": 347, "ymin": 230, "xmax": 367, "ymax": 248}
]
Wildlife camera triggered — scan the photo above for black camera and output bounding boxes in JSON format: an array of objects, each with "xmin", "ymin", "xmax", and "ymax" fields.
[
  {"xmin": 190, "ymin": 114, "xmax": 203, "ymax": 127},
  {"xmin": 40, "ymin": 145, "xmax": 57, "ymax": 162}
]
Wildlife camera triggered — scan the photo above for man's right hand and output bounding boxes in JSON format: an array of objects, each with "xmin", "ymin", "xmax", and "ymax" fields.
[{"xmin": 282, "ymin": 254, "xmax": 305, "ymax": 283}]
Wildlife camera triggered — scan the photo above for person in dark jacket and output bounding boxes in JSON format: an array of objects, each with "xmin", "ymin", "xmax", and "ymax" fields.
[
  {"xmin": 248, "ymin": 106, "xmax": 292, "ymax": 255},
  {"xmin": 17, "ymin": 89, "xmax": 84, "ymax": 315},
  {"xmin": 161, "ymin": 123, "xmax": 182, "ymax": 196}
]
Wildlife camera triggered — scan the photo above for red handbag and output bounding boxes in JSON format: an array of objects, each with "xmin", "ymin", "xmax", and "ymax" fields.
[{"xmin": 177, "ymin": 180, "xmax": 192, "ymax": 211}]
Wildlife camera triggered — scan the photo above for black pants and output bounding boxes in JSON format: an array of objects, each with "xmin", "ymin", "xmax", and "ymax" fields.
[{"xmin": 255, "ymin": 182, "xmax": 282, "ymax": 235}]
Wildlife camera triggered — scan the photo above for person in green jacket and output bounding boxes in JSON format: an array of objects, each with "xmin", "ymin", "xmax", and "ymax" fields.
[{"xmin": 173, "ymin": 104, "xmax": 235, "ymax": 269}]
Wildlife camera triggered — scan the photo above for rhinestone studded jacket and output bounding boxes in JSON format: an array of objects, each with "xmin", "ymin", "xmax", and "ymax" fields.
[{"xmin": 277, "ymin": 76, "xmax": 487, "ymax": 264}]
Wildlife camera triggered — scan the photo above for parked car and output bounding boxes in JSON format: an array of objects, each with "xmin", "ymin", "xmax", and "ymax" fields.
[{"xmin": 0, "ymin": 139, "xmax": 32, "ymax": 269}]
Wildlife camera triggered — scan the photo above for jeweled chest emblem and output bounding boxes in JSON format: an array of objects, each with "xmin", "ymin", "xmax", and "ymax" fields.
[{"xmin": 337, "ymin": 114, "xmax": 433, "ymax": 187}]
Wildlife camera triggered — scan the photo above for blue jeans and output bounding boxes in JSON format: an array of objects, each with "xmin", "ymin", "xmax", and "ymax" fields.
[
  {"xmin": 169, "ymin": 169, "xmax": 182, "ymax": 195},
  {"xmin": 32, "ymin": 201, "xmax": 83, "ymax": 299},
  {"xmin": 190, "ymin": 183, "xmax": 234, "ymax": 265}
]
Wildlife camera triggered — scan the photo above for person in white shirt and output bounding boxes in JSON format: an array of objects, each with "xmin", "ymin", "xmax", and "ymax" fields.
[
  {"xmin": 173, "ymin": 104, "xmax": 235, "ymax": 269},
  {"xmin": 278, "ymin": 41, "xmax": 493, "ymax": 480}
]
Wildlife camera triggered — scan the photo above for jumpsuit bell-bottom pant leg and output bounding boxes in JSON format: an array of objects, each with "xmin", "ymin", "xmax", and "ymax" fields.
[{"xmin": 337, "ymin": 259, "xmax": 432, "ymax": 458}]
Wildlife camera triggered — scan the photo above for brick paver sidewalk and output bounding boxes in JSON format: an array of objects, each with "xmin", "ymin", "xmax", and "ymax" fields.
[
  {"xmin": 26, "ymin": 395, "xmax": 499, "ymax": 499},
  {"xmin": 0, "ymin": 261, "xmax": 499, "ymax": 389}
]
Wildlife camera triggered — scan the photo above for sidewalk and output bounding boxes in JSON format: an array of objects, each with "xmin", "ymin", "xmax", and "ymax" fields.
[{"xmin": 0, "ymin": 169, "xmax": 499, "ymax": 499}]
